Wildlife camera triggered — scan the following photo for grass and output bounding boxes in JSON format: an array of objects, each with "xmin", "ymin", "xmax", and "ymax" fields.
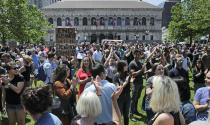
[{"xmin": 2, "ymin": 72, "xmax": 195, "ymax": 125}]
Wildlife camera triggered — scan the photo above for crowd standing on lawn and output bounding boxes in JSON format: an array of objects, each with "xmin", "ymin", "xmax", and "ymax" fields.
[{"xmin": 0, "ymin": 42, "xmax": 209, "ymax": 125}]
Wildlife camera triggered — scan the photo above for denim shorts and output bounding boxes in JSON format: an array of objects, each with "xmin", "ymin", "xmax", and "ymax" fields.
[{"xmin": 6, "ymin": 104, "xmax": 24, "ymax": 112}]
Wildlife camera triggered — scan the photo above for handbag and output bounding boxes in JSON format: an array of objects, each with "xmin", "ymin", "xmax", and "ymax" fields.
[
  {"xmin": 52, "ymin": 95, "xmax": 61, "ymax": 109},
  {"xmin": 51, "ymin": 81, "xmax": 74, "ymax": 116}
]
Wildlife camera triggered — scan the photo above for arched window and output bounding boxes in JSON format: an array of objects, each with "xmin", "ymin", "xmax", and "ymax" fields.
[
  {"xmin": 125, "ymin": 17, "xmax": 130, "ymax": 25},
  {"xmin": 117, "ymin": 17, "xmax": 121, "ymax": 26},
  {"xmin": 83, "ymin": 17, "xmax": 87, "ymax": 26},
  {"xmin": 142, "ymin": 17, "xmax": 146, "ymax": 25},
  {"xmin": 108, "ymin": 17, "xmax": 113, "ymax": 25},
  {"xmin": 57, "ymin": 17, "xmax": 62, "ymax": 26},
  {"xmin": 91, "ymin": 17, "xmax": 96, "ymax": 25},
  {"xmin": 74, "ymin": 17, "xmax": 79, "ymax": 26},
  {"xmin": 91, "ymin": 34, "xmax": 97, "ymax": 43},
  {"xmin": 150, "ymin": 17, "xmax": 154, "ymax": 26},
  {"xmin": 100, "ymin": 17, "xmax": 105, "ymax": 25},
  {"xmin": 133, "ymin": 17, "xmax": 139, "ymax": 26},
  {"xmin": 142, "ymin": 35, "xmax": 145, "ymax": 40},
  {"xmin": 99, "ymin": 34, "xmax": 105, "ymax": 42},
  {"xmin": 48, "ymin": 18, "xmax": 53, "ymax": 25},
  {"xmin": 108, "ymin": 34, "xmax": 113, "ymax": 39},
  {"xmin": 65, "ymin": 17, "xmax": 71, "ymax": 26}
]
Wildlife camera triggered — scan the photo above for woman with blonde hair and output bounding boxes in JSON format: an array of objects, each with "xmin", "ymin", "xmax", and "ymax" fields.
[
  {"xmin": 71, "ymin": 85, "xmax": 122, "ymax": 125},
  {"xmin": 76, "ymin": 56, "xmax": 92, "ymax": 98},
  {"xmin": 149, "ymin": 76, "xmax": 185, "ymax": 125}
]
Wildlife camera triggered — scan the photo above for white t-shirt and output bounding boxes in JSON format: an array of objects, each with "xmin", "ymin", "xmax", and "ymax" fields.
[
  {"xmin": 77, "ymin": 52, "xmax": 86, "ymax": 60},
  {"xmin": 93, "ymin": 50, "xmax": 103, "ymax": 63}
]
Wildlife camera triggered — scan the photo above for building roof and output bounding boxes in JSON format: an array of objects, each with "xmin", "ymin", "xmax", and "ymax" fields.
[{"xmin": 43, "ymin": 1, "xmax": 160, "ymax": 10}]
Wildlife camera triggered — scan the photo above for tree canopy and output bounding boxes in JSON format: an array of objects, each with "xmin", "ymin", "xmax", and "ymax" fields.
[
  {"xmin": 0, "ymin": 0, "xmax": 49, "ymax": 44},
  {"xmin": 168, "ymin": 0, "xmax": 210, "ymax": 43}
]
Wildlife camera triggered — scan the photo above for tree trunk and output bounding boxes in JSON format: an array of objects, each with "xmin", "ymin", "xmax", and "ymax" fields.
[
  {"xmin": 190, "ymin": 35, "xmax": 193, "ymax": 45},
  {"xmin": 1, "ymin": 34, "xmax": 6, "ymax": 46}
]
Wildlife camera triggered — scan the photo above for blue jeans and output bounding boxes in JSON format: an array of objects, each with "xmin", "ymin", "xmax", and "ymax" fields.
[{"xmin": 6, "ymin": 104, "xmax": 24, "ymax": 112}]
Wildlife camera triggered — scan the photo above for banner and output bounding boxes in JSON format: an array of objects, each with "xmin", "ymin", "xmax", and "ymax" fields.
[{"xmin": 56, "ymin": 28, "xmax": 76, "ymax": 56}]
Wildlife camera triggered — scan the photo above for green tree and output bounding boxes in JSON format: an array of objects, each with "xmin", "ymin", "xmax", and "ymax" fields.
[
  {"xmin": 168, "ymin": 0, "xmax": 210, "ymax": 43},
  {"xmin": 0, "ymin": 0, "xmax": 49, "ymax": 45}
]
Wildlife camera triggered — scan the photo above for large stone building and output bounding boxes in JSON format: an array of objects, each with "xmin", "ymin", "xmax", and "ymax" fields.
[
  {"xmin": 28, "ymin": 0, "xmax": 61, "ymax": 9},
  {"xmin": 43, "ymin": 0, "xmax": 162, "ymax": 43},
  {"xmin": 162, "ymin": 0, "xmax": 181, "ymax": 42},
  {"xmin": 162, "ymin": 0, "xmax": 181, "ymax": 28}
]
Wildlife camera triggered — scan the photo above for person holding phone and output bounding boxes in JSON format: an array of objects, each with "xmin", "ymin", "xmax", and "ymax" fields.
[
  {"xmin": 76, "ymin": 56, "xmax": 92, "ymax": 98},
  {"xmin": 104, "ymin": 47, "xmax": 119, "ymax": 82},
  {"xmin": 2, "ymin": 61, "xmax": 25, "ymax": 125},
  {"xmin": 113, "ymin": 60, "xmax": 132, "ymax": 125}
]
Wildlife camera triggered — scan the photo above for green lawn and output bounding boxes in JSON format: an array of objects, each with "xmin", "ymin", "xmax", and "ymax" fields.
[{"xmin": 2, "ymin": 72, "xmax": 195, "ymax": 125}]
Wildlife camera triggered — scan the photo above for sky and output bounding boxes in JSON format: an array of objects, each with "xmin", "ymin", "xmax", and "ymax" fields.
[
  {"xmin": 62, "ymin": 0, "xmax": 166, "ymax": 6},
  {"xmin": 143, "ymin": 0, "xmax": 165, "ymax": 6}
]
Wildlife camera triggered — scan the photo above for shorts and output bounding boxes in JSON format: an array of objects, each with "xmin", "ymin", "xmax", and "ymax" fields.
[{"xmin": 6, "ymin": 104, "xmax": 24, "ymax": 112}]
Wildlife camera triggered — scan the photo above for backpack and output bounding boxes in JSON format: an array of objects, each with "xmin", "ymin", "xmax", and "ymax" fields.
[{"xmin": 37, "ymin": 64, "xmax": 47, "ymax": 82}]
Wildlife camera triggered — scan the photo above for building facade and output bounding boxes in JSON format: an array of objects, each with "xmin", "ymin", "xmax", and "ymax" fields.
[
  {"xmin": 28, "ymin": 0, "xmax": 60, "ymax": 9},
  {"xmin": 162, "ymin": 0, "xmax": 180, "ymax": 28},
  {"xmin": 43, "ymin": 0, "xmax": 162, "ymax": 43}
]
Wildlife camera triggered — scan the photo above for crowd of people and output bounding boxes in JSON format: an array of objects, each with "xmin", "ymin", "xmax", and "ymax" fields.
[{"xmin": 0, "ymin": 41, "xmax": 209, "ymax": 125}]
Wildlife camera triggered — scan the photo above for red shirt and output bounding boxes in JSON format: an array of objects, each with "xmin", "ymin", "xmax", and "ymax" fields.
[{"xmin": 76, "ymin": 68, "xmax": 92, "ymax": 98}]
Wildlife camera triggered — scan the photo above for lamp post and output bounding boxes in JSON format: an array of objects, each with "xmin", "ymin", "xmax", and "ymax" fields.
[
  {"xmin": 134, "ymin": 35, "xmax": 136, "ymax": 42},
  {"xmin": 84, "ymin": 36, "xmax": 87, "ymax": 43},
  {"xmin": 136, "ymin": 34, "xmax": 139, "ymax": 43},
  {"xmin": 145, "ymin": 30, "xmax": 150, "ymax": 42},
  {"xmin": 50, "ymin": 35, "xmax": 53, "ymax": 46}
]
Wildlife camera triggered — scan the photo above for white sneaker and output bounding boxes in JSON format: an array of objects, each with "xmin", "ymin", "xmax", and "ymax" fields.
[{"xmin": 1, "ymin": 112, "xmax": 7, "ymax": 118}]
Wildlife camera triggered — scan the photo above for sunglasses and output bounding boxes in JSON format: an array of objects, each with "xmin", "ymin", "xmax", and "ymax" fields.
[
  {"xmin": 12, "ymin": 67, "xmax": 19, "ymax": 70},
  {"xmin": 83, "ymin": 60, "xmax": 89, "ymax": 62}
]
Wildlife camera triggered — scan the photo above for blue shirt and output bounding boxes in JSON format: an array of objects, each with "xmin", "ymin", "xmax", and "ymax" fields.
[
  {"xmin": 84, "ymin": 80, "xmax": 117, "ymax": 124},
  {"xmin": 43, "ymin": 60, "xmax": 57, "ymax": 84},
  {"xmin": 181, "ymin": 101, "xmax": 196, "ymax": 124},
  {"xmin": 31, "ymin": 55, "xmax": 39, "ymax": 69},
  {"xmin": 194, "ymin": 87, "xmax": 210, "ymax": 120},
  {"xmin": 35, "ymin": 113, "xmax": 63, "ymax": 125}
]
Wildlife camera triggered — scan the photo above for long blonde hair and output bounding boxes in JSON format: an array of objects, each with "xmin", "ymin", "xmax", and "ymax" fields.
[
  {"xmin": 150, "ymin": 76, "xmax": 181, "ymax": 113},
  {"xmin": 80, "ymin": 56, "xmax": 92, "ymax": 72}
]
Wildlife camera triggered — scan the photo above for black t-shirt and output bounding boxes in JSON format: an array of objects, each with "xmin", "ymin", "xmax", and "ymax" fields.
[
  {"xmin": 129, "ymin": 60, "xmax": 143, "ymax": 83},
  {"xmin": 169, "ymin": 67, "xmax": 189, "ymax": 83},
  {"xmin": 124, "ymin": 52, "xmax": 134, "ymax": 65},
  {"xmin": 21, "ymin": 64, "xmax": 32, "ymax": 81},
  {"xmin": 5, "ymin": 75, "xmax": 24, "ymax": 105},
  {"xmin": 113, "ymin": 73, "xmax": 130, "ymax": 96},
  {"xmin": 193, "ymin": 68, "xmax": 205, "ymax": 84}
]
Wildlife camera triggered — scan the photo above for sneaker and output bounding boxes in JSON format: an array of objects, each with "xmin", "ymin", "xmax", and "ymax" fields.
[
  {"xmin": 1, "ymin": 112, "xmax": 7, "ymax": 118},
  {"xmin": 130, "ymin": 114, "xmax": 137, "ymax": 122}
]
